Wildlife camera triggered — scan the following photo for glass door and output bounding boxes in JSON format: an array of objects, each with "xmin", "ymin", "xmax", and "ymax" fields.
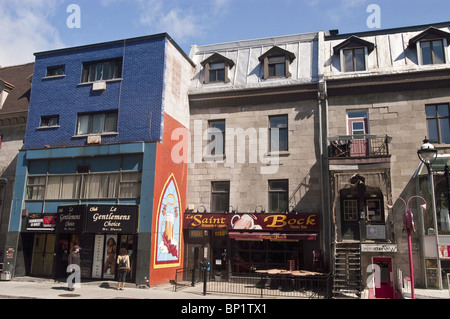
[
  {"xmin": 348, "ymin": 110, "xmax": 369, "ymax": 156},
  {"xmin": 30, "ymin": 234, "xmax": 56, "ymax": 277}
]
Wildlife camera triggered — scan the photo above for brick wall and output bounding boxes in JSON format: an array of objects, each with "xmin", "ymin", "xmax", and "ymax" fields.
[{"xmin": 24, "ymin": 36, "xmax": 167, "ymax": 149}]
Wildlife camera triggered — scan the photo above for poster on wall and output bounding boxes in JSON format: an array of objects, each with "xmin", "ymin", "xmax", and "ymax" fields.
[
  {"xmin": 103, "ymin": 235, "xmax": 117, "ymax": 279},
  {"xmin": 92, "ymin": 235, "xmax": 104, "ymax": 279},
  {"xmin": 154, "ymin": 174, "xmax": 182, "ymax": 269}
]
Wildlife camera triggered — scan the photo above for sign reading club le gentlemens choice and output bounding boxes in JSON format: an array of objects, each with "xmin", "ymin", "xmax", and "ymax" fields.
[
  {"xmin": 85, "ymin": 205, "xmax": 139, "ymax": 234},
  {"xmin": 57, "ymin": 204, "xmax": 139, "ymax": 234}
]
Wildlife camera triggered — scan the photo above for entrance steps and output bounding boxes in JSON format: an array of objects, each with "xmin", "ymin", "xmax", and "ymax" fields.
[{"xmin": 332, "ymin": 242, "xmax": 361, "ymax": 299}]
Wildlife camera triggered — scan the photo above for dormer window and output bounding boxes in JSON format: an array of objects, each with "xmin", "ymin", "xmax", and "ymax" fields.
[
  {"xmin": 201, "ymin": 53, "xmax": 235, "ymax": 84},
  {"xmin": 333, "ymin": 36, "xmax": 375, "ymax": 73},
  {"xmin": 209, "ymin": 62, "xmax": 226, "ymax": 82},
  {"xmin": 409, "ymin": 27, "xmax": 450, "ymax": 66},
  {"xmin": 0, "ymin": 79, "xmax": 14, "ymax": 110},
  {"xmin": 420, "ymin": 40, "xmax": 445, "ymax": 65},
  {"xmin": 259, "ymin": 46, "xmax": 296, "ymax": 79},
  {"xmin": 268, "ymin": 56, "xmax": 287, "ymax": 77},
  {"xmin": 343, "ymin": 48, "xmax": 366, "ymax": 72}
]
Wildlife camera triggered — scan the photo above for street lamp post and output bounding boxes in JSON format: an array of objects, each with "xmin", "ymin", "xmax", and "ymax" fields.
[
  {"xmin": 387, "ymin": 196, "xmax": 427, "ymax": 299},
  {"xmin": 417, "ymin": 138, "xmax": 442, "ymax": 290}
]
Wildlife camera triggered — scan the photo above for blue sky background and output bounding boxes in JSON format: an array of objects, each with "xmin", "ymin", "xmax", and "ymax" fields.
[{"xmin": 1, "ymin": 0, "xmax": 450, "ymax": 66}]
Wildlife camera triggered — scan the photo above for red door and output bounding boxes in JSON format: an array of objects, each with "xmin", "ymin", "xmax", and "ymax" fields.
[{"xmin": 373, "ymin": 257, "xmax": 394, "ymax": 299}]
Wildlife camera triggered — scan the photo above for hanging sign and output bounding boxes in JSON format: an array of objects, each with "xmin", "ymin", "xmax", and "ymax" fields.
[
  {"xmin": 85, "ymin": 204, "xmax": 139, "ymax": 234},
  {"xmin": 184, "ymin": 213, "xmax": 319, "ymax": 232},
  {"xmin": 26, "ymin": 213, "xmax": 57, "ymax": 232},
  {"xmin": 56, "ymin": 205, "xmax": 86, "ymax": 233}
]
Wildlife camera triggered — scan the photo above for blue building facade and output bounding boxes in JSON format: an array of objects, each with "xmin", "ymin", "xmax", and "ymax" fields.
[{"xmin": 4, "ymin": 34, "xmax": 193, "ymax": 286}]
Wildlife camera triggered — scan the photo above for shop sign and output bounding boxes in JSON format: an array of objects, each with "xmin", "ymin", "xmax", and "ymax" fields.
[
  {"xmin": 85, "ymin": 205, "xmax": 139, "ymax": 234},
  {"xmin": 26, "ymin": 213, "xmax": 57, "ymax": 232},
  {"xmin": 361, "ymin": 244, "xmax": 397, "ymax": 252},
  {"xmin": 56, "ymin": 205, "xmax": 85, "ymax": 233},
  {"xmin": 184, "ymin": 213, "xmax": 319, "ymax": 232}
]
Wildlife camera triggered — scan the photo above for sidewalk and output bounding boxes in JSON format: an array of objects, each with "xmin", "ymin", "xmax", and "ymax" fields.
[
  {"xmin": 0, "ymin": 276, "xmax": 448, "ymax": 299},
  {"xmin": 0, "ymin": 276, "xmax": 248, "ymax": 299},
  {"xmin": 403, "ymin": 288, "xmax": 449, "ymax": 299}
]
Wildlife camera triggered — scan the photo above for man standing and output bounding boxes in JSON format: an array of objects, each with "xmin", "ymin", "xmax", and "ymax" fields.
[{"xmin": 67, "ymin": 245, "xmax": 81, "ymax": 291}]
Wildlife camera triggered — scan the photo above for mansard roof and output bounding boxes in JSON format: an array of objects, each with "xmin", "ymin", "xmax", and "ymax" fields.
[{"xmin": 0, "ymin": 63, "xmax": 34, "ymax": 115}]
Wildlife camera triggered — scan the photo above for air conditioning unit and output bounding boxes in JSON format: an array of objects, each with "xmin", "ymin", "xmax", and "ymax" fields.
[
  {"xmin": 87, "ymin": 135, "xmax": 101, "ymax": 144},
  {"xmin": 92, "ymin": 81, "xmax": 106, "ymax": 91}
]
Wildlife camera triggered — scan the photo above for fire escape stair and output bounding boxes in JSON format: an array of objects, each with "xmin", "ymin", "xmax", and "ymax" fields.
[{"xmin": 333, "ymin": 242, "xmax": 362, "ymax": 299}]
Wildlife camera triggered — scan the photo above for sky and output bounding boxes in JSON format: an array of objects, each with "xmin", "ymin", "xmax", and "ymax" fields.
[{"xmin": 1, "ymin": 0, "xmax": 450, "ymax": 66}]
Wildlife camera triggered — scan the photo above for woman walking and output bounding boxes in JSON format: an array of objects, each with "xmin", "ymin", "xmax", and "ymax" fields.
[{"xmin": 116, "ymin": 248, "xmax": 130, "ymax": 290}]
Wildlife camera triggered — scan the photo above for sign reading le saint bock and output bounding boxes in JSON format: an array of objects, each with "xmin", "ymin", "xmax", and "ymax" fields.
[{"xmin": 86, "ymin": 204, "xmax": 138, "ymax": 233}]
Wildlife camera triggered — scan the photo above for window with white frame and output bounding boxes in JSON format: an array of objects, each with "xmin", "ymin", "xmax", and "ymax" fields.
[
  {"xmin": 343, "ymin": 48, "xmax": 366, "ymax": 72},
  {"xmin": 269, "ymin": 115, "xmax": 288, "ymax": 152},
  {"xmin": 259, "ymin": 46, "xmax": 296, "ymax": 80},
  {"xmin": 420, "ymin": 39, "xmax": 446, "ymax": 65},
  {"xmin": 76, "ymin": 111, "xmax": 118, "ymax": 135},
  {"xmin": 201, "ymin": 53, "xmax": 235, "ymax": 84},
  {"xmin": 408, "ymin": 27, "xmax": 450, "ymax": 66},
  {"xmin": 333, "ymin": 36, "xmax": 374, "ymax": 73}
]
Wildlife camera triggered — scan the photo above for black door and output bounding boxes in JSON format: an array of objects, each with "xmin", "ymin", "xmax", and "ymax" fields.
[{"xmin": 341, "ymin": 199, "xmax": 360, "ymax": 240}]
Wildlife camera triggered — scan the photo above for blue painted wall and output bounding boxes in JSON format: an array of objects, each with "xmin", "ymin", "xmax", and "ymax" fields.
[{"xmin": 24, "ymin": 35, "xmax": 168, "ymax": 149}]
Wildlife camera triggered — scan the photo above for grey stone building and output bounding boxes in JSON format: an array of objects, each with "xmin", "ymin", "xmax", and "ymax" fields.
[
  {"xmin": 185, "ymin": 20, "xmax": 450, "ymax": 298},
  {"xmin": 186, "ymin": 32, "xmax": 327, "ymax": 277},
  {"xmin": 0, "ymin": 63, "xmax": 33, "ymax": 267},
  {"xmin": 322, "ymin": 21, "xmax": 450, "ymax": 297}
]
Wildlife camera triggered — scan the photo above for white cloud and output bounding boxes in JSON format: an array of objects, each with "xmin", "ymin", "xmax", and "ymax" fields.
[
  {"xmin": 159, "ymin": 8, "xmax": 205, "ymax": 40},
  {"xmin": 136, "ymin": 0, "xmax": 230, "ymax": 43},
  {"xmin": 0, "ymin": 0, "xmax": 64, "ymax": 66}
]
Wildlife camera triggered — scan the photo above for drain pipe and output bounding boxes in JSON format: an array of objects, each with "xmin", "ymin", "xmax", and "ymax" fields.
[{"xmin": 318, "ymin": 79, "xmax": 330, "ymax": 272}]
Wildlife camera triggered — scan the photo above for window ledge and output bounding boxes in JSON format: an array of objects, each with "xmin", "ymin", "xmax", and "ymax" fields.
[
  {"xmin": 72, "ymin": 132, "xmax": 119, "ymax": 138},
  {"xmin": 42, "ymin": 75, "xmax": 66, "ymax": 80},
  {"xmin": 37, "ymin": 125, "xmax": 60, "ymax": 130},
  {"xmin": 77, "ymin": 78, "xmax": 123, "ymax": 86},
  {"xmin": 203, "ymin": 154, "xmax": 226, "ymax": 162},
  {"xmin": 266, "ymin": 151, "xmax": 290, "ymax": 157}
]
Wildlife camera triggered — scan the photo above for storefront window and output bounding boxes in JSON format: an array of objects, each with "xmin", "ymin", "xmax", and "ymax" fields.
[
  {"xmin": 437, "ymin": 192, "xmax": 450, "ymax": 234},
  {"xmin": 231, "ymin": 239, "xmax": 303, "ymax": 272},
  {"xmin": 426, "ymin": 259, "xmax": 439, "ymax": 289},
  {"xmin": 441, "ymin": 260, "xmax": 450, "ymax": 289}
]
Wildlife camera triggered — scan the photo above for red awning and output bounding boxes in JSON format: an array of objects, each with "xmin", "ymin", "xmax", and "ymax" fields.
[{"xmin": 229, "ymin": 232, "xmax": 317, "ymax": 241}]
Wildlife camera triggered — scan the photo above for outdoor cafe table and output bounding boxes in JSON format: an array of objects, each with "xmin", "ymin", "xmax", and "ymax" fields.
[{"xmin": 254, "ymin": 269, "xmax": 323, "ymax": 290}]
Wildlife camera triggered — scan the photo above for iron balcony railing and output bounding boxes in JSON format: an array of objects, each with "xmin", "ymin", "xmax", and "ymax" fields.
[{"xmin": 328, "ymin": 134, "xmax": 392, "ymax": 158}]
